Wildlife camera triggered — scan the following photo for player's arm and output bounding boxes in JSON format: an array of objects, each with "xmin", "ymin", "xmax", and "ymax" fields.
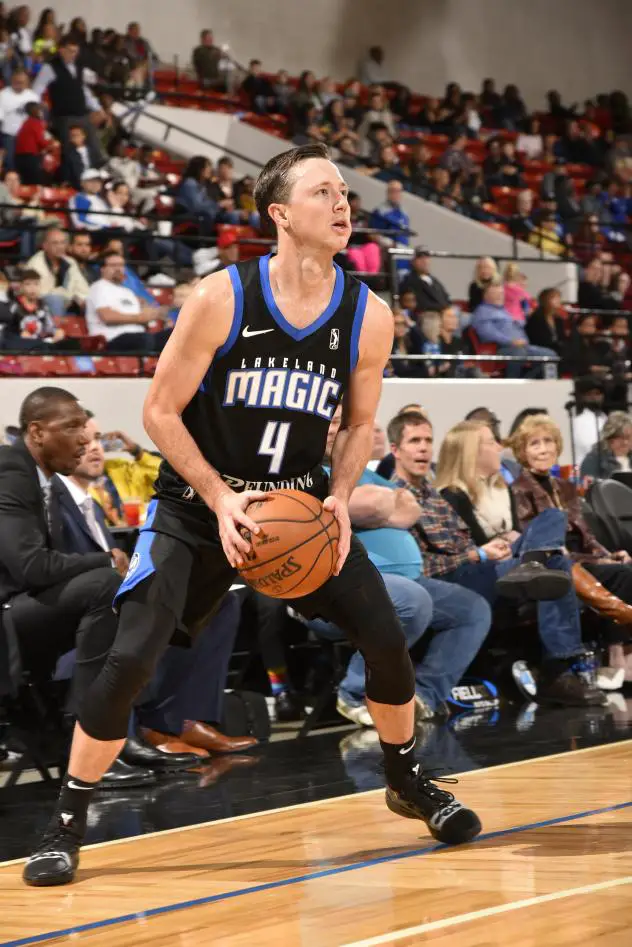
[
  {"xmin": 143, "ymin": 270, "xmax": 265, "ymax": 566},
  {"xmin": 329, "ymin": 292, "xmax": 393, "ymax": 503},
  {"xmin": 326, "ymin": 292, "xmax": 393, "ymax": 571}
]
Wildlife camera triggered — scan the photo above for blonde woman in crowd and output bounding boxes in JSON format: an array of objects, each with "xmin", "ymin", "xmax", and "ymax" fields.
[{"xmin": 468, "ymin": 256, "xmax": 499, "ymax": 311}]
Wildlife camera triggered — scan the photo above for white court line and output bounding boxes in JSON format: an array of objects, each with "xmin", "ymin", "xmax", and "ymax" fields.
[
  {"xmin": 342, "ymin": 875, "xmax": 632, "ymax": 947},
  {"xmin": 0, "ymin": 737, "xmax": 630, "ymax": 867}
]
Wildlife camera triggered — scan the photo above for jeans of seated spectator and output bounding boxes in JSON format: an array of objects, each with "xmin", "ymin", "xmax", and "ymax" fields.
[
  {"xmin": 1, "ymin": 133, "xmax": 15, "ymax": 170},
  {"xmin": 497, "ymin": 343, "xmax": 557, "ymax": 379},
  {"xmin": 42, "ymin": 293, "xmax": 69, "ymax": 317},
  {"xmin": 442, "ymin": 508, "xmax": 583, "ymax": 659},
  {"xmin": 148, "ymin": 236, "xmax": 194, "ymax": 268},
  {"xmin": 105, "ymin": 329, "xmax": 172, "ymax": 353},
  {"xmin": 0, "ymin": 225, "xmax": 36, "ymax": 259},
  {"xmin": 308, "ymin": 572, "xmax": 491, "ymax": 711}
]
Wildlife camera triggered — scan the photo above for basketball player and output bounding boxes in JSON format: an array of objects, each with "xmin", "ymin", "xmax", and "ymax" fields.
[{"xmin": 24, "ymin": 143, "xmax": 481, "ymax": 887}]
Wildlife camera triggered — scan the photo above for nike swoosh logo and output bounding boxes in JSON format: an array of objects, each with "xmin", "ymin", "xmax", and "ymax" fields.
[
  {"xmin": 66, "ymin": 781, "xmax": 92, "ymax": 790},
  {"xmin": 242, "ymin": 326, "xmax": 275, "ymax": 338}
]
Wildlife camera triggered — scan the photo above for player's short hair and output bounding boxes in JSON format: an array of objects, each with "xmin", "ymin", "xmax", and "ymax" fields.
[
  {"xmin": 254, "ymin": 142, "xmax": 331, "ymax": 234},
  {"xmin": 387, "ymin": 411, "xmax": 431, "ymax": 448}
]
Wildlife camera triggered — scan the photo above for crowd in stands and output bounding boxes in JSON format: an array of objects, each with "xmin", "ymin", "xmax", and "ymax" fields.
[{"xmin": 0, "ymin": 10, "xmax": 627, "ymax": 385}]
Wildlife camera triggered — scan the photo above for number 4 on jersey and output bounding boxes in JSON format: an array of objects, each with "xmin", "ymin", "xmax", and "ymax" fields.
[{"xmin": 258, "ymin": 421, "xmax": 291, "ymax": 475}]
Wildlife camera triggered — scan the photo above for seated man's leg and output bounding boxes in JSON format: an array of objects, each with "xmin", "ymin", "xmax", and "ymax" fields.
[
  {"xmin": 415, "ymin": 577, "xmax": 492, "ymax": 713},
  {"xmin": 136, "ymin": 592, "xmax": 254, "ymax": 750},
  {"xmin": 308, "ymin": 572, "xmax": 433, "ymax": 720},
  {"xmin": 11, "ymin": 567, "xmax": 122, "ymax": 706}
]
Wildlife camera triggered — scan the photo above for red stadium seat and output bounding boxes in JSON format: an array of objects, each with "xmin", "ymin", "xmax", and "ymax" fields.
[
  {"xmin": 462, "ymin": 326, "xmax": 502, "ymax": 377},
  {"xmin": 95, "ymin": 357, "xmax": 141, "ymax": 377}
]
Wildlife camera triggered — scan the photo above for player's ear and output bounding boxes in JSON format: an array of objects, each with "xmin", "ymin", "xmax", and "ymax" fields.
[{"xmin": 268, "ymin": 202, "xmax": 289, "ymax": 231}]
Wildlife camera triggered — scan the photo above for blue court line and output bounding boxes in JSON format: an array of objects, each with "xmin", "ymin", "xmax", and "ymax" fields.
[{"xmin": 4, "ymin": 799, "xmax": 631, "ymax": 947}]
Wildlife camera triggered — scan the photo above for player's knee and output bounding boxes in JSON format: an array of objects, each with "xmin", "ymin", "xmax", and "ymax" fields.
[{"xmin": 105, "ymin": 648, "xmax": 156, "ymax": 703}]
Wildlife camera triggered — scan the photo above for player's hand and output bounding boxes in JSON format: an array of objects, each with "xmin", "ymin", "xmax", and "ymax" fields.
[
  {"xmin": 323, "ymin": 495, "xmax": 351, "ymax": 576},
  {"xmin": 215, "ymin": 490, "xmax": 268, "ymax": 568},
  {"xmin": 111, "ymin": 548, "xmax": 129, "ymax": 576}
]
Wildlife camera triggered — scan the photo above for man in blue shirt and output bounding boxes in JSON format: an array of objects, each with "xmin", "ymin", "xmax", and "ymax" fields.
[
  {"xmin": 311, "ymin": 410, "xmax": 492, "ymax": 724},
  {"xmin": 471, "ymin": 283, "xmax": 556, "ymax": 378}
]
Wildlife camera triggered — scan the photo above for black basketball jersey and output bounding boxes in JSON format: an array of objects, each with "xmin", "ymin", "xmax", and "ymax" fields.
[{"xmin": 156, "ymin": 254, "xmax": 369, "ymax": 500}]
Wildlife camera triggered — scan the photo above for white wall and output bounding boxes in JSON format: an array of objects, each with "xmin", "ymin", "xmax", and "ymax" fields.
[
  {"xmin": 32, "ymin": 0, "xmax": 632, "ymax": 107},
  {"xmin": 0, "ymin": 377, "xmax": 576, "ymax": 464},
  {"xmin": 121, "ymin": 103, "xmax": 578, "ymax": 301}
]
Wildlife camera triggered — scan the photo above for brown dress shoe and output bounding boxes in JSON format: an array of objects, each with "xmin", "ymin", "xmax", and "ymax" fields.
[
  {"xmin": 179, "ymin": 720, "xmax": 259, "ymax": 754},
  {"xmin": 140, "ymin": 728, "xmax": 210, "ymax": 758},
  {"xmin": 572, "ymin": 563, "xmax": 632, "ymax": 626}
]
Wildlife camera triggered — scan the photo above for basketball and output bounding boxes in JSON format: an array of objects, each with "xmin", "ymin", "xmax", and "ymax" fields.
[{"xmin": 236, "ymin": 490, "xmax": 340, "ymax": 598}]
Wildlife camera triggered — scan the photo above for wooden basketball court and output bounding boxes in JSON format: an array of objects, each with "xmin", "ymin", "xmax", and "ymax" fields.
[{"xmin": 1, "ymin": 740, "xmax": 631, "ymax": 946}]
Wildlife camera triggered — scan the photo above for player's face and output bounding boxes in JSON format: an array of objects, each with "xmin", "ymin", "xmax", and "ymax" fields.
[
  {"xmin": 282, "ymin": 158, "xmax": 351, "ymax": 251},
  {"xmin": 393, "ymin": 422, "xmax": 434, "ymax": 479}
]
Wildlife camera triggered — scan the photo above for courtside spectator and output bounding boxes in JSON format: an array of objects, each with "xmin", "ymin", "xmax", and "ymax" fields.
[
  {"xmin": 471, "ymin": 283, "xmax": 557, "ymax": 378},
  {"xmin": 400, "ymin": 248, "xmax": 452, "ymax": 314},
  {"xmin": 28, "ymin": 227, "xmax": 90, "ymax": 316},
  {"xmin": 32, "ymin": 33, "xmax": 105, "ymax": 161},
  {"xmin": 85, "ymin": 250, "xmax": 170, "ymax": 352},
  {"xmin": 14, "ymin": 101, "xmax": 53, "ymax": 184},
  {"xmin": 176, "ymin": 155, "xmax": 238, "ymax": 235},
  {"xmin": 0, "ymin": 68, "xmax": 38, "ymax": 169},
  {"xmin": 580, "ymin": 412, "xmax": 632, "ymax": 481}
]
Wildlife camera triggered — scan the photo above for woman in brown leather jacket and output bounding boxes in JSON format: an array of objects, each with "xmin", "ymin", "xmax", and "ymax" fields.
[{"xmin": 509, "ymin": 414, "xmax": 632, "ymax": 678}]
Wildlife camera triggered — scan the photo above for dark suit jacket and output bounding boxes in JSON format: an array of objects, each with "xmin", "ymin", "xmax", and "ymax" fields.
[
  {"xmin": 64, "ymin": 144, "xmax": 105, "ymax": 191},
  {"xmin": 54, "ymin": 476, "xmax": 115, "ymax": 555},
  {"xmin": 400, "ymin": 272, "xmax": 451, "ymax": 313},
  {"xmin": 0, "ymin": 440, "xmax": 110, "ymax": 604},
  {"xmin": 511, "ymin": 469, "xmax": 608, "ymax": 562}
]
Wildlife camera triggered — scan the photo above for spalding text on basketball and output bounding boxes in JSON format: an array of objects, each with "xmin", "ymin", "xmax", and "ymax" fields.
[{"xmin": 249, "ymin": 555, "xmax": 303, "ymax": 592}]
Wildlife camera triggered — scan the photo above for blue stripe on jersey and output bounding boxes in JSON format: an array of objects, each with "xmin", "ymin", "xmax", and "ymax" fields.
[
  {"xmin": 216, "ymin": 265, "xmax": 245, "ymax": 359},
  {"xmin": 350, "ymin": 281, "xmax": 369, "ymax": 372},
  {"xmin": 259, "ymin": 253, "xmax": 345, "ymax": 341},
  {"xmin": 113, "ymin": 499, "xmax": 158, "ymax": 606}
]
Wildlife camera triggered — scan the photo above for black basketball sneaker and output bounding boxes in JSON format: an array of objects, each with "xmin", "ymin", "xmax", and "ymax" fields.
[
  {"xmin": 385, "ymin": 765, "xmax": 482, "ymax": 845},
  {"xmin": 23, "ymin": 812, "xmax": 83, "ymax": 886}
]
